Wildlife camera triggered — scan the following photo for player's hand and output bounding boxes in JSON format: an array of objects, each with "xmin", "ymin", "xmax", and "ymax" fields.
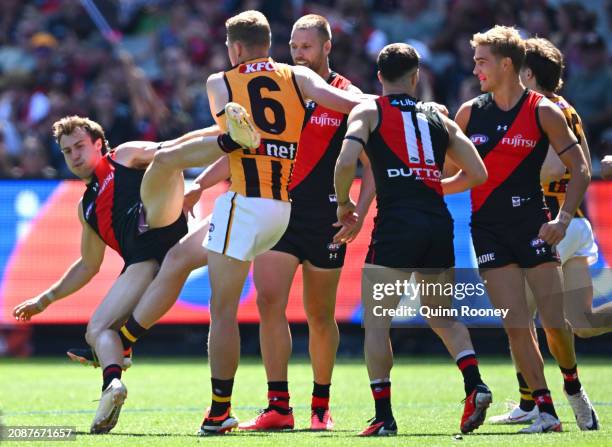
[
  {"xmin": 602, "ymin": 155, "xmax": 612, "ymax": 180},
  {"xmin": 183, "ymin": 186, "xmax": 202, "ymax": 218},
  {"xmin": 424, "ymin": 101, "xmax": 449, "ymax": 116},
  {"xmin": 333, "ymin": 200, "xmax": 358, "ymax": 243},
  {"xmin": 333, "ymin": 214, "xmax": 364, "ymax": 244},
  {"xmin": 538, "ymin": 220, "xmax": 567, "ymax": 246},
  {"xmin": 13, "ymin": 297, "xmax": 47, "ymax": 321}
]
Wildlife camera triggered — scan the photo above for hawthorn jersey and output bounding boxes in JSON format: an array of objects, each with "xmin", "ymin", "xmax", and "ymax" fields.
[
  {"xmin": 82, "ymin": 153, "xmax": 187, "ymax": 268},
  {"xmin": 542, "ymin": 94, "xmax": 587, "ymax": 218},
  {"xmin": 290, "ymin": 72, "xmax": 351, "ymax": 212},
  {"xmin": 219, "ymin": 57, "xmax": 306, "ymax": 201},
  {"xmin": 364, "ymin": 94, "xmax": 450, "ymax": 216},
  {"xmin": 467, "ymin": 90, "xmax": 550, "ymax": 224}
]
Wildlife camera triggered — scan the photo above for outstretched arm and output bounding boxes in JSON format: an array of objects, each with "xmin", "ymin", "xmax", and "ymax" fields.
[{"xmin": 13, "ymin": 201, "xmax": 106, "ymax": 321}]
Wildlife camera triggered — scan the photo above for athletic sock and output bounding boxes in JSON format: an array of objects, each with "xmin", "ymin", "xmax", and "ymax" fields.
[
  {"xmin": 267, "ymin": 381, "xmax": 291, "ymax": 414},
  {"xmin": 370, "ymin": 380, "xmax": 392, "ymax": 420},
  {"xmin": 209, "ymin": 377, "xmax": 234, "ymax": 418},
  {"xmin": 455, "ymin": 351, "xmax": 483, "ymax": 395},
  {"xmin": 532, "ymin": 388, "xmax": 558, "ymax": 419},
  {"xmin": 118, "ymin": 315, "xmax": 148, "ymax": 350},
  {"xmin": 102, "ymin": 364, "xmax": 122, "ymax": 391},
  {"xmin": 560, "ymin": 364, "xmax": 582, "ymax": 395},
  {"xmin": 516, "ymin": 372, "xmax": 536, "ymax": 411},
  {"xmin": 312, "ymin": 382, "xmax": 331, "ymax": 410}
]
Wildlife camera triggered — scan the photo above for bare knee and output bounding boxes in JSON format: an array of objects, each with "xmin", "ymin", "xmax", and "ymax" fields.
[
  {"xmin": 85, "ymin": 323, "xmax": 103, "ymax": 347},
  {"xmin": 256, "ymin": 291, "xmax": 287, "ymax": 317},
  {"xmin": 307, "ymin": 309, "xmax": 336, "ymax": 333}
]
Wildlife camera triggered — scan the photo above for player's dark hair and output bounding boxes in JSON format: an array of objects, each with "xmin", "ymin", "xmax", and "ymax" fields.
[
  {"xmin": 52, "ymin": 115, "xmax": 111, "ymax": 155},
  {"xmin": 524, "ymin": 37, "xmax": 564, "ymax": 93},
  {"xmin": 377, "ymin": 43, "xmax": 419, "ymax": 82}
]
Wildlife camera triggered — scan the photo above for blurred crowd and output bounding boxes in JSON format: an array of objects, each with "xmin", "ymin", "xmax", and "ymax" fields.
[{"xmin": 0, "ymin": 0, "xmax": 610, "ymax": 179}]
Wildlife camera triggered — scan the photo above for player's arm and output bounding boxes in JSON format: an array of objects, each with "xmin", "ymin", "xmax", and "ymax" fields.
[
  {"xmin": 12, "ymin": 201, "xmax": 106, "ymax": 321},
  {"xmin": 441, "ymin": 114, "xmax": 488, "ymax": 195},
  {"xmin": 112, "ymin": 125, "xmax": 223, "ymax": 169},
  {"xmin": 334, "ymin": 102, "xmax": 376, "ymax": 241},
  {"xmin": 537, "ymin": 99, "xmax": 591, "ymax": 245},
  {"xmin": 444, "ymin": 101, "xmax": 474, "ymax": 179},
  {"xmin": 292, "ymin": 65, "xmax": 364, "ymax": 115},
  {"xmin": 207, "ymin": 73, "xmax": 230, "ymax": 126},
  {"xmin": 183, "ymin": 155, "xmax": 231, "ymax": 217},
  {"xmin": 540, "ymin": 146, "xmax": 567, "ymax": 183}
]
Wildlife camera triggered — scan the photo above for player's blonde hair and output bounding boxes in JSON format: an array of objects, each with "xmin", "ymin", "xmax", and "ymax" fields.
[
  {"xmin": 292, "ymin": 14, "xmax": 332, "ymax": 42},
  {"xmin": 52, "ymin": 115, "xmax": 110, "ymax": 155},
  {"xmin": 471, "ymin": 25, "xmax": 526, "ymax": 72},
  {"xmin": 226, "ymin": 10, "xmax": 271, "ymax": 49},
  {"xmin": 524, "ymin": 37, "xmax": 565, "ymax": 93}
]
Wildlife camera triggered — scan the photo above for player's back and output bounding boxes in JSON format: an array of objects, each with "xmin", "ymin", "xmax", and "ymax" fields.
[
  {"xmin": 221, "ymin": 57, "xmax": 306, "ymax": 201},
  {"xmin": 365, "ymin": 94, "xmax": 450, "ymax": 216}
]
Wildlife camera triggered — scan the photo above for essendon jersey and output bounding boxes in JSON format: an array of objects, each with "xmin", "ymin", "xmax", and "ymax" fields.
[
  {"xmin": 290, "ymin": 72, "xmax": 351, "ymax": 210},
  {"xmin": 365, "ymin": 94, "xmax": 450, "ymax": 215},
  {"xmin": 220, "ymin": 57, "xmax": 306, "ymax": 201},
  {"xmin": 542, "ymin": 94, "xmax": 587, "ymax": 218},
  {"xmin": 82, "ymin": 153, "xmax": 144, "ymax": 257},
  {"xmin": 467, "ymin": 90, "xmax": 549, "ymax": 224}
]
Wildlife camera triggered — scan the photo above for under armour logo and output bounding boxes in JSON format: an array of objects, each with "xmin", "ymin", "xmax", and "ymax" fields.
[
  {"xmin": 497, "ymin": 125, "xmax": 508, "ymax": 131},
  {"xmin": 536, "ymin": 247, "xmax": 547, "ymax": 255},
  {"xmin": 329, "ymin": 253, "xmax": 338, "ymax": 260}
]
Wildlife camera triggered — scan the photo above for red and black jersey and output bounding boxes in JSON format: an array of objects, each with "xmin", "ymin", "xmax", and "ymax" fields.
[
  {"xmin": 289, "ymin": 72, "xmax": 351, "ymax": 212},
  {"xmin": 467, "ymin": 90, "xmax": 550, "ymax": 224},
  {"xmin": 82, "ymin": 153, "xmax": 145, "ymax": 257},
  {"xmin": 364, "ymin": 94, "xmax": 450, "ymax": 216}
]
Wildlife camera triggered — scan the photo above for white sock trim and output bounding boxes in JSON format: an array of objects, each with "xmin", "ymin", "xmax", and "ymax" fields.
[{"xmin": 455, "ymin": 350, "xmax": 476, "ymax": 362}]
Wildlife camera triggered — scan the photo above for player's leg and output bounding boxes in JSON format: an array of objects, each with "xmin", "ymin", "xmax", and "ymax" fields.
[
  {"xmin": 564, "ymin": 256, "xmax": 612, "ymax": 337},
  {"xmin": 86, "ymin": 259, "xmax": 158, "ymax": 434},
  {"xmin": 302, "ymin": 261, "xmax": 341, "ymax": 430},
  {"xmin": 489, "ymin": 284, "xmax": 539, "ymax": 424},
  {"xmin": 200, "ymin": 251, "xmax": 250, "ymax": 434},
  {"xmin": 417, "ymin": 269, "xmax": 491, "ymax": 434},
  {"xmin": 239, "ymin": 250, "xmax": 299, "ymax": 431},
  {"xmin": 526, "ymin": 262, "xmax": 599, "ymax": 431},
  {"xmin": 359, "ymin": 263, "xmax": 403, "ymax": 436},
  {"xmin": 481, "ymin": 265, "xmax": 564, "ymax": 432}
]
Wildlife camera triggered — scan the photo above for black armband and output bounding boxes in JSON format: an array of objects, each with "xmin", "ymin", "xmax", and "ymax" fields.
[
  {"xmin": 557, "ymin": 141, "xmax": 579, "ymax": 157},
  {"xmin": 344, "ymin": 135, "xmax": 367, "ymax": 147},
  {"xmin": 217, "ymin": 134, "xmax": 242, "ymax": 153}
]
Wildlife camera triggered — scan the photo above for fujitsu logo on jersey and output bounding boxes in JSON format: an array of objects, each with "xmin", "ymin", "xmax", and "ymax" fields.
[
  {"xmin": 387, "ymin": 167, "xmax": 442, "ymax": 181},
  {"xmin": 501, "ymin": 134, "xmax": 537, "ymax": 148},
  {"xmin": 240, "ymin": 61, "xmax": 275, "ymax": 73},
  {"xmin": 310, "ymin": 112, "xmax": 342, "ymax": 128},
  {"xmin": 98, "ymin": 172, "xmax": 114, "ymax": 195}
]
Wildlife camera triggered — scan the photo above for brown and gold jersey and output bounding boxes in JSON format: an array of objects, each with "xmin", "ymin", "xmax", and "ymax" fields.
[
  {"xmin": 542, "ymin": 94, "xmax": 587, "ymax": 218},
  {"xmin": 218, "ymin": 57, "xmax": 306, "ymax": 201}
]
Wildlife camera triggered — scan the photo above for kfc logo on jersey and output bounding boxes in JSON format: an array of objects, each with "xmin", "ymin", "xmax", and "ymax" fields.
[
  {"xmin": 470, "ymin": 134, "xmax": 489, "ymax": 145},
  {"xmin": 502, "ymin": 134, "xmax": 537, "ymax": 149},
  {"xmin": 310, "ymin": 112, "xmax": 342, "ymax": 128},
  {"xmin": 240, "ymin": 61, "xmax": 275, "ymax": 73},
  {"xmin": 387, "ymin": 167, "xmax": 442, "ymax": 181}
]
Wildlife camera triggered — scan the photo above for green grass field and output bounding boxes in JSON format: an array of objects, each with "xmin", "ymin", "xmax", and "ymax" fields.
[{"xmin": 1, "ymin": 356, "xmax": 610, "ymax": 446}]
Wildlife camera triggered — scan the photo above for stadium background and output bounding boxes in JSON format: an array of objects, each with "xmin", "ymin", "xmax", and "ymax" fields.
[{"xmin": 0, "ymin": 0, "xmax": 610, "ymax": 358}]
